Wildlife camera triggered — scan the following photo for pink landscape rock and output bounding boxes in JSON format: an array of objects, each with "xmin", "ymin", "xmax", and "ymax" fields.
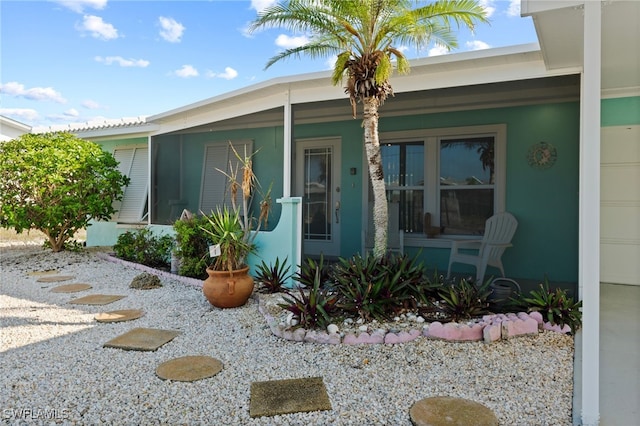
[
  {"xmin": 501, "ymin": 317, "xmax": 539, "ymax": 339},
  {"xmin": 483, "ymin": 323, "xmax": 502, "ymax": 343},
  {"xmin": 529, "ymin": 311, "xmax": 544, "ymax": 325},
  {"xmin": 543, "ymin": 322, "xmax": 572, "ymax": 334},
  {"xmin": 458, "ymin": 323, "xmax": 483, "ymax": 341}
]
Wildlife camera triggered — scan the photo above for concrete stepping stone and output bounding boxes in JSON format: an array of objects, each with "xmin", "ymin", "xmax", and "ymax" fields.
[
  {"xmin": 50, "ymin": 283, "xmax": 92, "ymax": 293},
  {"xmin": 249, "ymin": 376, "xmax": 332, "ymax": 418},
  {"xmin": 103, "ymin": 327, "xmax": 181, "ymax": 351},
  {"xmin": 69, "ymin": 294, "xmax": 126, "ymax": 305},
  {"xmin": 156, "ymin": 356, "xmax": 222, "ymax": 382},
  {"xmin": 95, "ymin": 309, "xmax": 144, "ymax": 323},
  {"xmin": 29, "ymin": 269, "xmax": 58, "ymax": 276},
  {"xmin": 409, "ymin": 396, "xmax": 498, "ymax": 426},
  {"xmin": 37, "ymin": 275, "xmax": 75, "ymax": 283}
]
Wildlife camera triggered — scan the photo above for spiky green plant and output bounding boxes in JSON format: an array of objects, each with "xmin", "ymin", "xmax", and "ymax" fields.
[
  {"xmin": 255, "ymin": 256, "xmax": 292, "ymax": 293},
  {"xmin": 437, "ymin": 277, "xmax": 492, "ymax": 321},
  {"xmin": 522, "ymin": 277, "xmax": 582, "ymax": 333}
]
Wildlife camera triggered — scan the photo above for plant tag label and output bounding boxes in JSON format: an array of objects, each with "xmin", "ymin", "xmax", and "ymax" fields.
[{"xmin": 209, "ymin": 244, "xmax": 221, "ymax": 258}]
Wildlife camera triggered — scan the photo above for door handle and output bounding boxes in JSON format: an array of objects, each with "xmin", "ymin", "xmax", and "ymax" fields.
[{"xmin": 335, "ymin": 201, "xmax": 340, "ymax": 223}]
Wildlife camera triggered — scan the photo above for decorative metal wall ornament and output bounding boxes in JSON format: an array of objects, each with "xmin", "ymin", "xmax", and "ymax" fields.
[{"xmin": 527, "ymin": 141, "xmax": 557, "ymax": 169}]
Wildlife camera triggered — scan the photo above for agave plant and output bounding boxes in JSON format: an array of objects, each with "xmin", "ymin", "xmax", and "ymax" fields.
[{"xmin": 200, "ymin": 206, "xmax": 254, "ymax": 272}]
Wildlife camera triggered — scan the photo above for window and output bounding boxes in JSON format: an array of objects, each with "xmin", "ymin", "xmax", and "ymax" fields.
[
  {"xmin": 439, "ymin": 136, "xmax": 495, "ymax": 235},
  {"xmin": 199, "ymin": 140, "xmax": 253, "ymax": 215},
  {"xmin": 382, "ymin": 142, "xmax": 424, "ymax": 233},
  {"xmin": 377, "ymin": 125, "xmax": 505, "ymax": 241},
  {"xmin": 113, "ymin": 146, "xmax": 148, "ymax": 223}
]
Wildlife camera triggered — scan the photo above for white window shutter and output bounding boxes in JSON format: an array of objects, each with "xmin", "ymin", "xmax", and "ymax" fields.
[
  {"xmin": 199, "ymin": 141, "xmax": 253, "ymax": 215},
  {"xmin": 113, "ymin": 147, "xmax": 149, "ymax": 223},
  {"xmin": 199, "ymin": 145, "xmax": 228, "ymax": 215}
]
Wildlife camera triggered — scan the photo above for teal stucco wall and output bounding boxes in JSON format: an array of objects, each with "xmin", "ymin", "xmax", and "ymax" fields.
[{"xmin": 89, "ymin": 99, "xmax": 593, "ymax": 285}]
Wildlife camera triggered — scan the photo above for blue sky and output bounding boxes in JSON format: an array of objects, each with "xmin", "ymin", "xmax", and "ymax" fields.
[{"xmin": 0, "ymin": 0, "xmax": 537, "ymax": 130}]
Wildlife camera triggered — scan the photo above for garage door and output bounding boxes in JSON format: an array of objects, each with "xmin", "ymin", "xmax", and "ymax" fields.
[{"xmin": 601, "ymin": 125, "xmax": 640, "ymax": 285}]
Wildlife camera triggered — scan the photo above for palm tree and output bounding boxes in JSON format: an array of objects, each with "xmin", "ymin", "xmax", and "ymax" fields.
[{"xmin": 250, "ymin": 0, "xmax": 488, "ymax": 258}]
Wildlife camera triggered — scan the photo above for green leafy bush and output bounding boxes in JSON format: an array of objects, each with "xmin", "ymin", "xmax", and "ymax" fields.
[
  {"xmin": 522, "ymin": 277, "xmax": 582, "ymax": 333},
  {"xmin": 113, "ymin": 228, "xmax": 173, "ymax": 269},
  {"xmin": 255, "ymin": 257, "xmax": 292, "ymax": 293},
  {"xmin": 0, "ymin": 132, "xmax": 129, "ymax": 252},
  {"xmin": 173, "ymin": 214, "xmax": 214, "ymax": 279},
  {"xmin": 437, "ymin": 278, "xmax": 492, "ymax": 321}
]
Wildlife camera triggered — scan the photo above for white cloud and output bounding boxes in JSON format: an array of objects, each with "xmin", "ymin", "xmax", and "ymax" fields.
[
  {"xmin": 0, "ymin": 108, "xmax": 39, "ymax": 122},
  {"xmin": 275, "ymin": 34, "xmax": 309, "ymax": 49},
  {"xmin": 82, "ymin": 99, "xmax": 102, "ymax": 109},
  {"xmin": 207, "ymin": 67, "xmax": 238, "ymax": 80},
  {"xmin": 479, "ymin": 0, "xmax": 496, "ymax": 18},
  {"xmin": 95, "ymin": 55, "xmax": 149, "ymax": 67},
  {"xmin": 158, "ymin": 16, "xmax": 185, "ymax": 43},
  {"xmin": 506, "ymin": 0, "xmax": 521, "ymax": 17},
  {"xmin": 174, "ymin": 65, "xmax": 199, "ymax": 78},
  {"xmin": 250, "ymin": 0, "xmax": 277, "ymax": 13},
  {"xmin": 77, "ymin": 15, "xmax": 119, "ymax": 40},
  {"xmin": 0, "ymin": 81, "xmax": 66, "ymax": 103},
  {"xmin": 64, "ymin": 108, "xmax": 80, "ymax": 118},
  {"xmin": 54, "ymin": 0, "xmax": 107, "ymax": 14},
  {"xmin": 325, "ymin": 55, "xmax": 338, "ymax": 70},
  {"xmin": 428, "ymin": 45, "xmax": 450, "ymax": 57},
  {"xmin": 466, "ymin": 40, "xmax": 491, "ymax": 51}
]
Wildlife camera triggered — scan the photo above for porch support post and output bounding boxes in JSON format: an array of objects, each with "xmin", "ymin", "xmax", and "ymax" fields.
[
  {"xmin": 147, "ymin": 134, "xmax": 152, "ymax": 225},
  {"xmin": 579, "ymin": 1, "xmax": 601, "ymax": 425},
  {"xmin": 283, "ymin": 89, "xmax": 292, "ymax": 198}
]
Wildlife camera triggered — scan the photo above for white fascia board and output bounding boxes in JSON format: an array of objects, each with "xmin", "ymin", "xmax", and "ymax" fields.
[
  {"xmin": 149, "ymin": 91, "xmax": 289, "ymax": 134},
  {"xmin": 148, "ymin": 70, "xmax": 332, "ymax": 123},
  {"xmin": 74, "ymin": 124, "xmax": 159, "ymax": 140},
  {"xmin": 149, "ymin": 44, "xmax": 544, "ymax": 126},
  {"xmin": 0, "ymin": 115, "xmax": 32, "ymax": 133},
  {"xmin": 392, "ymin": 47, "xmax": 580, "ymax": 93},
  {"xmin": 521, "ymin": 0, "xmax": 584, "ymax": 16}
]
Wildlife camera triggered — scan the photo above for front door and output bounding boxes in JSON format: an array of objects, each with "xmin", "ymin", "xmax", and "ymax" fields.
[{"xmin": 295, "ymin": 138, "xmax": 341, "ymax": 258}]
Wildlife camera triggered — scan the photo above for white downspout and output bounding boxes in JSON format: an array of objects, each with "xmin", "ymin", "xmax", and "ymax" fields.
[
  {"xmin": 579, "ymin": 1, "xmax": 601, "ymax": 425},
  {"xmin": 283, "ymin": 88, "xmax": 292, "ymax": 198}
]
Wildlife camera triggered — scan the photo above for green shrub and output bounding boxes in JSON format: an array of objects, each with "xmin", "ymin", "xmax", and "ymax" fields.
[
  {"xmin": 255, "ymin": 257, "xmax": 292, "ymax": 293},
  {"xmin": 173, "ymin": 214, "xmax": 214, "ymax": 279},
  {"xmin": 0, "ymin": 132, "xmax": 129, "ymax": 252},
  {"xmin": 113, "ymin": 228, "xmax": 173, "ymax": 269},
  {"xmin": 522, "ymin": 277, "xmax": 582, "ymax": 333}
]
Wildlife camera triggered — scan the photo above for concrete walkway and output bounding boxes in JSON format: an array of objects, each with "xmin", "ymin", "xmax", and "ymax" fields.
[{"xmin": 574, "ymin": 283, "xmax": 640, "ymax": 425}]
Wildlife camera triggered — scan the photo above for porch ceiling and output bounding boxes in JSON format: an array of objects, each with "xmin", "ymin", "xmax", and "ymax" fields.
[
  {"xmin": 523, "ymin": 0, "xmax": 640, "ymax": 93},
  {"xmin": 164, "ymin": 75, "xmax": 580, "ymax": 133}
]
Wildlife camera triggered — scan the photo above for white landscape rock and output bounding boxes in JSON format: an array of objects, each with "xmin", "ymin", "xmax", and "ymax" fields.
[{"xmin": 0, "ymin": 245, "xmax": 576, "ymax": 426}]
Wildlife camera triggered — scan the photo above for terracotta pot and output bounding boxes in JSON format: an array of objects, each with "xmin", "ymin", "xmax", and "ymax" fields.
[{"xmin": 203, "ymin": 266, "xmax": 254, "ymax": 308}]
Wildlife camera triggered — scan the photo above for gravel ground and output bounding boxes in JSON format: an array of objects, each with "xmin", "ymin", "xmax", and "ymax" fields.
[{"xmin": 0, "ymin": 245, "xmax": 575, "ymax": 425}]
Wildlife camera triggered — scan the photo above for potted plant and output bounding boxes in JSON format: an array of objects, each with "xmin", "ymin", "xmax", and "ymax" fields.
[{"xmin": 200, "ymin": 143, "xmax": 271, "ymax": 308}]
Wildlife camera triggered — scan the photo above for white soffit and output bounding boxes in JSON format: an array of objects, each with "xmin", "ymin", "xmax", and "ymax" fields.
[{"xmin": 524, "ymin": 0, "xmax": 640, "ymax": 92}]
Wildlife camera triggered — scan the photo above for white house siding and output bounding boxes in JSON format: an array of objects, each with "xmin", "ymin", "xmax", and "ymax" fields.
[{"xmin": 601, "ymin": 125, "xmax": 640, "ymax": 285}]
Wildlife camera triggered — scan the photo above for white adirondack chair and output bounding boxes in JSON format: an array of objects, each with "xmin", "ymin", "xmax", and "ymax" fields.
[{"xmin": 446, "ymin": 212, "xmax": 518, "ymax": 282}]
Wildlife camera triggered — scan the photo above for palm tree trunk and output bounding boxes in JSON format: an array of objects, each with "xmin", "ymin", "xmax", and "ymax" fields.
[{"xmin": 363, "ymin": 97, "xmax": 388, "ymax": 258}]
